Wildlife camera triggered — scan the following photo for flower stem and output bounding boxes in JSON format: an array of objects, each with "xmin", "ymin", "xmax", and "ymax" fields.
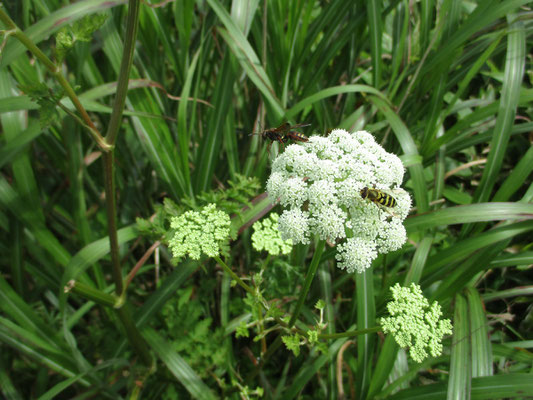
[
  {"xmin": 102, "ymin": 151, "xmax": 123, "ymax": 295},
  {"xmin": 115, "ymin": 303, "xmax": 154, "ymax": 367},
  {"xmin": 318, "ymin": 326, "xmax": 381, "ymax": 340},
  {"xmin": 103, "ymin": 0, "xmax": 141, "ymax": 299},
  {"xmin": 214, "ymin": 255, "xmax": 255, "ymax": 296},
  {"xmin": 104, "ymin": 0, "xmax": 140, "ymax": 146},
  {"xmin": 288, "ymin": 239, "xmax": 326, "ymax": 328}
]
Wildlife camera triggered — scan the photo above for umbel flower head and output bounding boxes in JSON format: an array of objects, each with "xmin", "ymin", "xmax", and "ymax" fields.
[
  {"xmin": 380, "ymin": 283, "xmax": 453, "ymax": 363},
  {"xmin": 251, "ymin": 213, "xmax": 293, "ymax": 256},
  {"xmin": 266, "ymin": 129, "xmax": 411, "ymax": 273},
  {"xmin": 168, "ymin": 203, "xmax": 230, "ymax": 260}
]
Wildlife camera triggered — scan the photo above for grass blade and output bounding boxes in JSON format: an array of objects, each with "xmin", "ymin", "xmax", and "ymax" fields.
[
  {"xmin": 448, "ymin": 293, "xmax": 471, "ymax": 399},
  {"xmin": 474, "ymin": 19, "xmax": 526, "ymax": 203},
  {"xmin": 405, "ymin": 203, "xmax": 533, "ymax": 232},
  {"xmin": 143, "ymin": 328, "xmax": 217, "ymax": 400}
]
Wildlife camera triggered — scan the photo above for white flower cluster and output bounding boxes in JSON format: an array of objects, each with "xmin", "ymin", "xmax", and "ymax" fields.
[
  {"xmin": 380, "ymin": 283, "xmax": 453, "ymax": 363},
  {"xmin": 266, "ymin": 129, "xmax": 411, "ymax": 273}
]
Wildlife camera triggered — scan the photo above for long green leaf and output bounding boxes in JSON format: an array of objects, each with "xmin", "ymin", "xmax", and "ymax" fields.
[
  {"xmin": 143, "ymin": 328, "xmax": 217, "ymax": 400},
  {"xmin": 465, "ymin": 287, "xmax": 492, "ymax": 378},
  {"xmin": 448, "ymin": 293, "xmax": 471, "ymax": 399},
  {"xmin": 0, "ymin": 176, "xmax": 71, "ymax": 267},
  {"xmin": 355, "ymin": 268, "xmax": 375, "ymax": 398},
  {"xmin": 475, "ymin": 19, "xmax": 525, "ymax": 203},
  {"xmin": 206, "ymin": 0, "xmax": 284, "ymax": 119},
  {"xmin": 387, "ymin": 374, "xmax": 533, "ymax": 399},
  {"xmin": 368, "ymin": 94, "xmax": 428, "ymax": 214},
  {"xmin": 405, "ymin": 203, "xmax": 533, "ymax": 232}
]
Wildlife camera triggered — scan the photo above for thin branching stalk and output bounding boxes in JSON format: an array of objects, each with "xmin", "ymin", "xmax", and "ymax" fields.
[
  {"xmin": 214, "ymin": 255, "xmax": 255, "ymax": 296},
  {"xmin": 0, "ymin": 8, "xmax": 109, "ymax": 149},
  {"xmin": 247, "ymin": 239, "xmax": 327, "ymax": 378}
]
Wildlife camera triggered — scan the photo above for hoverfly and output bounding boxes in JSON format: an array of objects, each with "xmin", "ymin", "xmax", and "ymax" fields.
[
  {"xmin": 249, "ymin": 122, "xmax": 310, "ymax": 150},
  {"xmin": 360, "ymin": 187, "xmax": 397, "ymax": 208}
]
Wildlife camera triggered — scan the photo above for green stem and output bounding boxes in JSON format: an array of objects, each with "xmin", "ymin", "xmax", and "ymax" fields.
[
  {"xmin": 214, "ymin": 255, "xmax": 255, "ymax": 296},
  {"xmin": 102, "ymin": 0, "xmax": 141, "ymax": 297},
  {"xmin": 288, "ymin": 239, "xmax": 326, "ymax": 328},
  {"xmin": 115, "ymin": 303, "xmax": 154, "ymax": 367},
  {"xmin": 250, "ymin": 239, "xmax": 326, "ymax": 375},
  {"xmin": 103, "ymin": 0, "xmax": 141, "ymax": 297},
  {"xmin": 102, "ymin": 151, "xmax": 123, "ymax": 295},
  {"xmin": 317, "ymin": 326, "xmax": 381, "ymax": 340},
  {"xmin": 105, "ymin": 0, "xmax": 140, "ymax": 146},
  {"xmin": 64, "ymin": 280, "xmax": 118, "ymax": 308},
  {"xmin": 0, "ymin": 8, "xmax": 108, "ymax": 149}
]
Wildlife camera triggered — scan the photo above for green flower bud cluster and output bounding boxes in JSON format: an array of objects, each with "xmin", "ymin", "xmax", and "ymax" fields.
[
  {"xmin": 168, "ymin": 203, "xmax": 230, "ymax": 261},
  {"xmin": 380, "ymin": 283, "xmax": 453, "ymax": 363},
  {"xmin": 251, "ymin": 213, "xmax": 293, "ymax": 256}
]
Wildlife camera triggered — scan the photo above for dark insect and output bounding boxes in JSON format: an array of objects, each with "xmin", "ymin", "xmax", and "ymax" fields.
[
  {"xmin": 249, "ymin": 122, "xmax": 310, "ymax": 150},
  {"xmin": 360, "ymin": 187, "xmax": 397, "ymax": 208},
  {"xmin": 284, "ymin": 129, "xmax": 309, "ymax": 143}
]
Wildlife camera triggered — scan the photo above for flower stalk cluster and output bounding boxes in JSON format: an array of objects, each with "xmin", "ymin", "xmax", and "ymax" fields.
[{"xmin": 266, "ymin": 129, "xmax": 411, "ymax": 273}]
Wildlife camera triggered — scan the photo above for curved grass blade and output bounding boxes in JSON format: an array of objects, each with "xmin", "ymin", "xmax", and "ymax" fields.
[
  {"xmin": 0, "ymin": 95, "xmax": 38, "ymax": 113},
  {"xmin": 386, "ymin": 374, "xmax": 533, "ymax": 399},
  {"xmin": 206, "ymin": 0, "xmax": 284, "ymax": 119},
  {"xmin": 448, "ymin": 293, "xmax": 471, "ymax": 399},
  {"xmin": 422, "ymin": 220, "xmax": 533, "ymax": 286},
  {"xmin": 367, "ymin": 94, "xmax": 428, "ymax": 213},
  {"xmin": 143, "ymin": 328, "xmax": 217, "ymax": 400},
  {"xmin": 0, "ymin": 320, "xmax": 90, "ymax": 387},
  {"xmin": 355, "ymin": 268, "xmax": 376, "ymax": 398},
  {"xmin": 474, "ymin": 19, "xmax": 526, "ymax": 203},
  {"xmin": 0, "ymin": 119, "xmax": 41, "ymax": 169},
  {"xmin": 465, "ymin": 287, "xmax": 493, "ymax": 378},
  {"xmin": 285, "ymin": 84, "xmax": 384, "ymax": 120},
  {"xmin": 37, "ymin": 359, "xmax": 127, "ymax": 400},
  {"xmin": 59, "ymin": 226, "xmax": 137, "ymax": 314},
  {"xmin": 405, "ymin": 203, "xmax": 533, "ymax": 232}
]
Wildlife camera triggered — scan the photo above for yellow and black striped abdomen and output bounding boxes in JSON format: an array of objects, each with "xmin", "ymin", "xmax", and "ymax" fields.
[
  {"xmin": 376, "ymin": 191, "xmax": 396, "ymax": 207},
  {"xmin": 285, "ymin": 131, "xmax": 309, "ymax": 143},
  {"xmin": 360, "ymin": 187, "xmax": 397, "ymax": 208}
]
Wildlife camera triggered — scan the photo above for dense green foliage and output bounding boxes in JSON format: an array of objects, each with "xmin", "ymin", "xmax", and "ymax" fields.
[{"xmin": 1, "ymin": 0, "xmax": 532, "ymax": 398}]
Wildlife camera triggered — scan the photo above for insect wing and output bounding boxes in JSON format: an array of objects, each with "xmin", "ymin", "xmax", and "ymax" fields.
[
  {"xmin": 288, "ymin": 123, "xmax": 311, "ymax": 129},
  {"xmin": 271, "ymin": 122, "xmax": 291, "ymax": 134}
]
